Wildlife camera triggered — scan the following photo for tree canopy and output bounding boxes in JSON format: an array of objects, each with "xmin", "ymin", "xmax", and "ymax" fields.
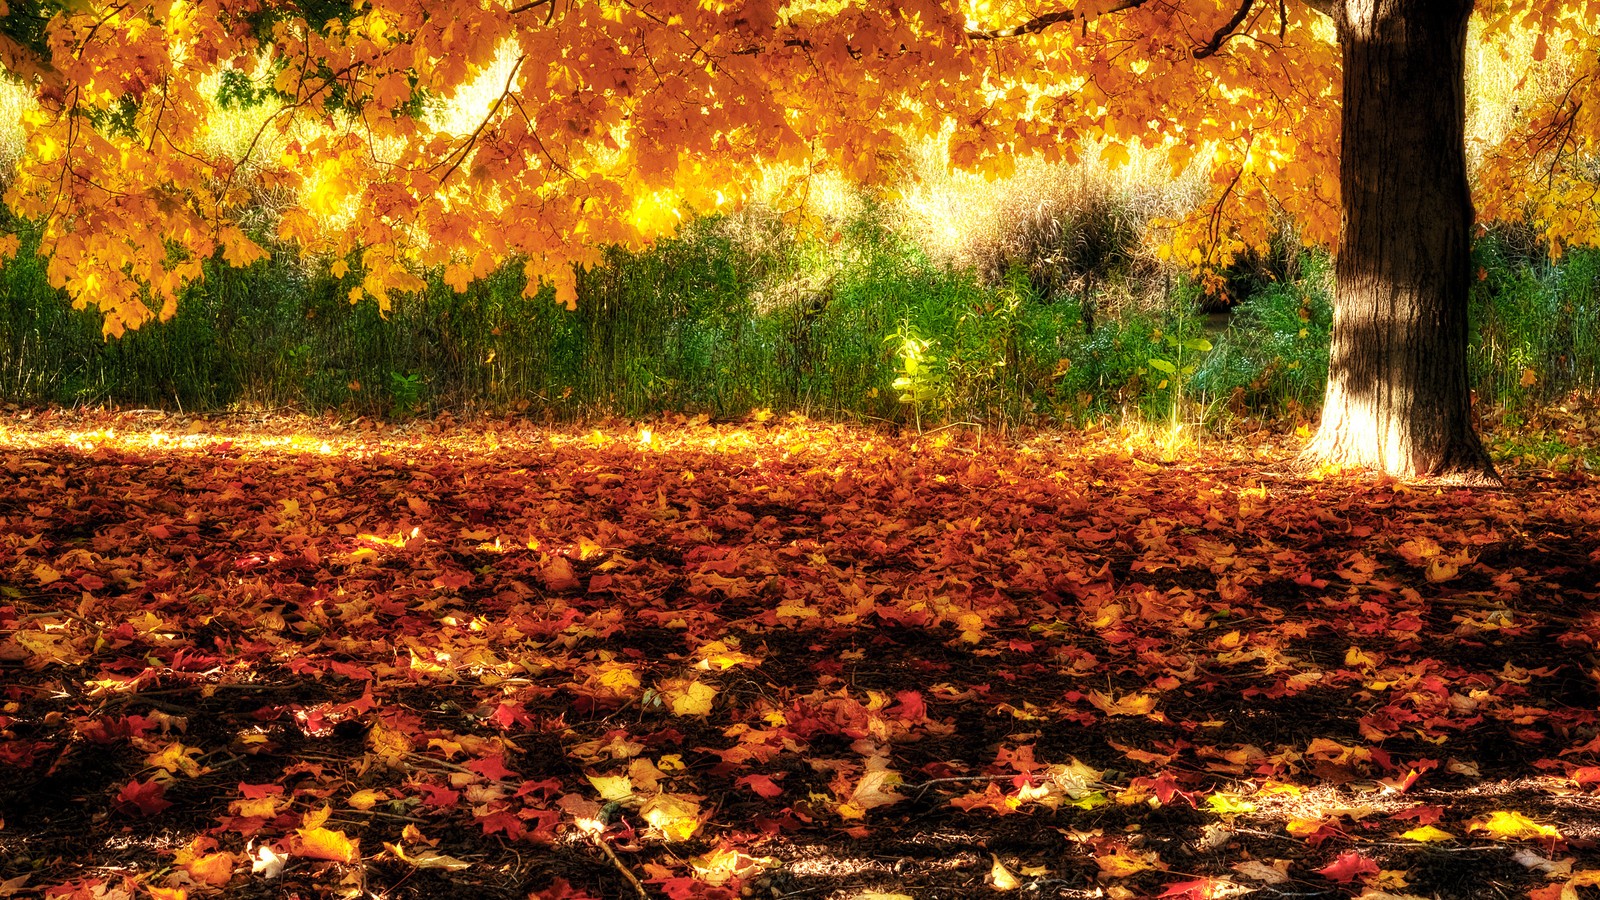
[{"xmin": 0, "ymin": 0, "xmax": 1594, "ymax": 338}]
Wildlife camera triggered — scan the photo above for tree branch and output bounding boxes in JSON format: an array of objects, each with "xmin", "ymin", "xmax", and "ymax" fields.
[
  {"xmin": 966, "ymin": 0, "xmax": 1153, "ymax": 41},
  {"xmin": 1193, "ymin": 0, "xmax": 1256, "ymax": 59},
  {"xmin": 1299, "ymin": 0, "xmax": 1337, "ymax": 18}
]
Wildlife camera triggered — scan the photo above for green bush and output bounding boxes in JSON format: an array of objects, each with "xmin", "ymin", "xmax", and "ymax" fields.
[
  {"xmin": 1198, "ymin": 251, "xmax": 1335, "ymax": 416},
  {"xmin": 3, "ymin": 202, "xmax": 1598, "ymax": 429},
  {"xmin": 1469, "ymin": 235, "xmax": 1600, "ymax": 408}
]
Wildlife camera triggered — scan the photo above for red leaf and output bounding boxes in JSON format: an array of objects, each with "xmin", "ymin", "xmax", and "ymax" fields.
[
  {"xmin": 1160, "ymin": 879, "xmax": 1227, "ymax": 898},
  {"xmin": 415, "ymin": 783, "xmax": 461, "ymax": 809},
  {"xmin": 890, "ymin": 690, "xmax": 926, "ymax": 721},
  {"xmin": 736, "ymin": 774, "xmax": 784, "ymax": 798},
  {"xmin": 468, "ymin": 754, "xmax": 518, "ymax": 782},
  {"xmin": 478, "ymin": 810, "xmax": 525, "ymax": 839},
  {"xmin": 1315, "ymin": 851, "xmax": 1378, "ymax": 883},
  {"xmin": 1392, "ymin": 804, "xmax": 1445, "ymax": 825},
  {"xmin": 114, "ymin": 779, "xmax": 172, "ymax": 817},
  {"xmin": 533, "ymin": 879, "xmax": 604, "ymax": 900}
]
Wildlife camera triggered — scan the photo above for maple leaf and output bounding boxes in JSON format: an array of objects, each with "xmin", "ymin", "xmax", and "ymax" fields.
[
  {"xmin": 1467, "ymin": 810, "xmax": 1562, "ymax": 841},
  {"xmin": 834, "ymin": 755, "xmax": 905, "ymax": 819},
  {"xmin": 1315, "ymin": 851, "xmax": 1379, "ymax": 883},
  {"xmin": 641, "ymin": 793, "xmax": 703, "ymax": 842},
  {"xmin": 661, "ymin": 679, "xmax": 718, "ymax": 717},
  {"xmin": 1398, "ymin": 825, "xmax": 1454, "ymax": 842},
  {"xmin": 736, "ymin": 774, "xmax": 784, "ymax": 799},
  {"xmin": 1159, "ymin": 878, "xmax": 1250, "ymax": 899},
  {"xmin": 295, "ymin": 806, "xmax": 359, "ymax": 863},
  {"xmin": 1095, "ymin": 846, "xmax": 1160, "ymax": 878},
  {"xmin": 113, "ymin": 779, "xmax": 172, "ymax": 817},
  {"xmin": 384, "ymin": 842, "xmax": 472, "ymax": 871},
  {"xmin": 1087, "ymin": 690, "xmax": 1157, "ymax": 716},
  {"xmin": 989, "ymin": 854, "xmax": 1020, "ymax": 890}
]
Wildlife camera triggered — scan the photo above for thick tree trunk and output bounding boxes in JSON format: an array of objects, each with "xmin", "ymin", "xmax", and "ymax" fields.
[{"xmin": 1301, "ymin": 0, "xmax": 1498, "ymax": 482}]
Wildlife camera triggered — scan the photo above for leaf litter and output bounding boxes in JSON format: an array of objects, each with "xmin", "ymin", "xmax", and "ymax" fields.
[{"xmin": 0, "ymin": 411, "xmax": 1599, "ymax": 899}]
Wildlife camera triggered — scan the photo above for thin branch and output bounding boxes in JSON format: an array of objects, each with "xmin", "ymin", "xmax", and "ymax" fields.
[
  {"xmin": 1193, "ymin": 0, "xmax": 1257, "ymax": 58},
  {"xmin": 966, "ymin": 0, "xmax": 1153, "ymax": 41},
  {"xmin": 433, "ymin": 54, "xmax": 527, "ymax": 188}
]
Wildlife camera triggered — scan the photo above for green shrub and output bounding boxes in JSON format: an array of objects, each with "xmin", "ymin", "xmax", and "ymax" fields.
[{"xmin": 1197, "ymin": 250, "xmax": 1335, "ymax": 417}]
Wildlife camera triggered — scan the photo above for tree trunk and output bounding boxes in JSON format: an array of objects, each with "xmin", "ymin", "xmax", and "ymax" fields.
[{"xmin": 1300, "ymin": 0, "xmax": 1498, "ymax": 482}]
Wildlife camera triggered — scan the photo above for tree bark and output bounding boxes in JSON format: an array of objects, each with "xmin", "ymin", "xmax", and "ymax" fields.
[{"xmin": 1301, "ymin": 0, "xmax": 1498, "ymax": 482}]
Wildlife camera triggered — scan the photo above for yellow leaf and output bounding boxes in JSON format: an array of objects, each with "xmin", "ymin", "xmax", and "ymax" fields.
[
  {"xmin": 837, "ymin": 755, "xmax": 904, "ymax": 817},
  {"xmin": 331, "ymin": 259, "xmax": 350, "ymax": 279},
  {"xmin": 1468, "ymin": 810, "xmax": 1560, "ymax": 841},
  {"xmin": 231, "ymin": 796, "xmax": 279, "ymax": 818},
  {"xmin": 295, "ymin": 826, "xmax": 358, "ymax": 863},
  {"xmin": 990, "ymin": 854, "xmax": 1020, "ymax": 890},
  {"xmin": 641, "ymin": 792, "xmax": 702, "ymax": 842},
  {"xmin": 1425, "ymin": 557, "xmax": 1460, "ymax": 583},
  {"xmin": 302, "ymin": 805, "xmax": 332, "ymax": 829},
  {"xmin": 347, "ymin": 789, "xmax": 387, "ymax": 811},
  {"xmin": 690, "ymin": 846, "xmax": 778, "ymax": 885},
  {"xmin": 384, "ymin": 842, "xmax": 471, "ymax": 870},
  {"xmin": 32, "ymin": 563, "xmax": 60, "ymax": 586},
  {"xmin": 664, "ymin": 680, "xmax": 717, "ymax": 717},
  {"xmin": 147, "ymin": 888, "xmax": 187, "ymax": 900},
  {"xmin": 146, "ymin": 742, "xmax": 208, "ymax": 778},
  {"xmin": 1206, "ymin": 793, "xmax": 1257, "ymax": 816},
  {"xmin": 594, "ymin": 661, "xmax": 641, "ymax": 694},
  {"xmin": 1286, "ymin": 817, "xmax": 1330, "ymax": 837},
  {"xmin": 1095, "ymin": 847, "xmax": 1157, "ymax": 877},
  {"xmin": 587, "ymin": 773, "xmax": 634, "ymax": 801},
  {"xmin": 1398, "ymin": 825, "xmax": 1455, "ymax": 842},
  {"xmin": 1088, "ymin": 691, "xmax": 1157, "ymax": 716}
]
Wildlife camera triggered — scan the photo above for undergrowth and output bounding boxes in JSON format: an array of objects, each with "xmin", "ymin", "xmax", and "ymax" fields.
[{"xmin": 0, "ymin": 203, "xmax": 1595, "ymax": 428}]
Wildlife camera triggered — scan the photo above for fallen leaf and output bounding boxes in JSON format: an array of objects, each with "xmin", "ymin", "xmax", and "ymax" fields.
[
  {"xmin": 990, "ymin": 854, "xmax": 1020, "ymax": 890},
  {"xmin": 1316, "ymin": 851, "xmax": 1379, "ymax": 883},
  {"xmin": 1398, "ymin": 825, "xmax": 1454, "ymax": 842},
  {"xmin": 295, "ymin": 826, "xmax": 359, "ymax": 863},
  {"xmin": 641, "ymin": 793, "xmax": 702, "ymax": 842},
  {"xmin": 1088, "ymin": 690, "xmax": 1157, "ymax": 716},
  {"xmin": 1467, "ymin": 810, "xmax": 1561, "ymax": 841}
]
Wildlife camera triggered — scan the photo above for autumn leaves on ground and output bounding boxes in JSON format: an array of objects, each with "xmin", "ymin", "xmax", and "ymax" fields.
[{"xmin": 2, "ymin": 413, "xmax": 1600, "ymax": 900}]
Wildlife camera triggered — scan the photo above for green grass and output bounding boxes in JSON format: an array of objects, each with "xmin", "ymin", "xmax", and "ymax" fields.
[{"xmin": 1, "ymin": 207, "xmax": 1596, "ymax": 428}]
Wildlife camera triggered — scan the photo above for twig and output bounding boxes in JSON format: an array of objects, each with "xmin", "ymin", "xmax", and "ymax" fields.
[{"xmin": 589, "ymin": 831, "xmax": 649, "ymax": 899}]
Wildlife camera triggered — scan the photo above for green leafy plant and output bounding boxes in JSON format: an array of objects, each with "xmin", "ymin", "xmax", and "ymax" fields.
[
  {"xmin": 1147, "ymin": 327, "xmax": 1213, "ymax": 433},
  {"xmin": 885, "ymin": 321, "xmax": 944, "ymax": 433},
  {"xmin": 388, "ymin": 370, "xmax": 425, "ymax": 419}
]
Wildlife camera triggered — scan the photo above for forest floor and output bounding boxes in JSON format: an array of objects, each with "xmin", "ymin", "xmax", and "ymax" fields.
[{"xmin": 2, "ymin": 409, "xmax": 1600, "ymax": 900}]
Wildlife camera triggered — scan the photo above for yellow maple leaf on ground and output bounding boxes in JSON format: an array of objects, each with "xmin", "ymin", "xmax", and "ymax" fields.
[
  {"xmin": 641, "ymin": 793, "xmax": 702, "ymax": 842},
  {"xmin": 146, "ymin": 742, "xmax": 208, "ymax": 778},
  {"xmin": 174, "ymin": 837, "xmax": 235, "ymax": 888},
  {"xmin": 295, "ymin": 806, "xmax": 359, "ymax": 863},
  {"xmin": 1087, "ymin": 691, "xmax": 1157, "ymax": 716},
  {"xmin": 1095, "ymin": 846, "xmax": 1160, "ymax": 877},
  {"xmin": 1398, "ymin": 825, "xmax": 1455, "ymax": 842},
  {"xmin": 835, "ymin": 755, "xmax": 905, "ymax": 819},
  {"xmin": 295, "ymin": 826, "xmax": 358, "ymax": 863},
  {"xmin": 661, "ymin": 679, "xmax": 718, "ymax": 717},
  {"xmin": 586, "ymin": 773, "xmax": 634, "ymax": 801},
  {"xmin": 1468, "ymin": 810, "xmax": 1560, "ymax": 841}
]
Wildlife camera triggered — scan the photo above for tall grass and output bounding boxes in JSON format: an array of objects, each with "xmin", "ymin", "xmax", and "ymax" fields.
[{"xmin": 2, "ymin": 203, "xmax": 1596, "ymax": 428}]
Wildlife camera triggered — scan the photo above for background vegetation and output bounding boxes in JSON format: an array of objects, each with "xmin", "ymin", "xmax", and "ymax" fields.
[{"xmin": 0, "ymin": 26, "xmax": 1596, "ymax": 432}]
